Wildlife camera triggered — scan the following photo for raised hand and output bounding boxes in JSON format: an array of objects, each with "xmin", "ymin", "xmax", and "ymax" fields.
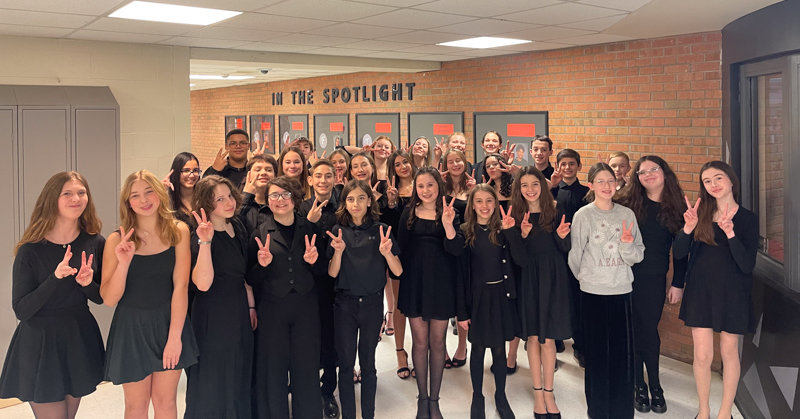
[
  {"xmin": 161, "ymin": 169, "xmax": 174, "ymax": 191},
  {"xmin": 466, "ymin": 169, "xmax": 477, "ymax": 190},
  {"xmin": 520, "ymin": 211, "xmax": 534, "ymax": 238},
  {"xmin": 371, "ymin": 181, "xmax": 383, "ymax": 200},
  {"xmin": 327, "ymin": 229, "xmax": 346, "ymax": 253},
  {"xmin": 379, "ymin": 226, "xmax": 393, "ymax": 256},
  {"xmin": 303, "ymin": 234, "xmax": 319, "ymax": 264},
  {"xmin": 309, "ymin": 151, "xmax": 319, "ymax": 165},
  {"xmin": 683, "ymin": 196, "xmax": 700, "ymax": 234},
  {"xmin": 386, "ymin": 178, "xmax": 398, "ymax": 207},
  {"xmin": 550, "ymin": 168, "xmax": 563, "ymax": 187},
  {"xmin": 335, "ymin": 171, "xmax": 346, "ymax": 186},
  {"xmin": 718, "ymin": 202, "xmax": 736, "ymax": 238},
  {"xmin": 54, "ymin": 245, "xmax": 77, "ymax": 279},
  {"xmin": 253, "ymin": 139, "xmax": 267, "ymax": 157},
  {"xmin": 192, "ymin": 208, "xmax": 214, "ymax": 243},
  {"xmin": 500, "ymin": 142, "xmax": 516, "ymax": 164},
  {"xmin": 75, "ymin": 251, "xmax": 95, "ymax": 286},
  {"xmin": 442, "ymin": 196, "xmax": 456, "ymax": 226},
  {"xmin": 212, "ymin": 147, "xmax": 229, "ymax": 171},
  {"xmin": 556, "ymin": 214, "xmax": 571, "ymax": 239},
  {"xmin": 498, "ymin": 160, "xmax": 520, "ymax": 177},
  {"xmin": 115, "ymin": 227, "xmax": 136, "ymax": 265},
  {"xmin": 254, "ymin": 235, "xmax": 273, "ymax": 267},
  {"xmin": 306, "ymin": 197, "xmax": 329, "ymax": 224},
  {"xmin": 620, "ymin": 220, "xmax": 634, "ymax": 243},
  {"xmin": 433, "ymin": 137, "xmax": 445, "ymax": 159},
  {"xmin": 500, "ymin": 205, "xmax": 515, "ymax": 230},
  {"xmin": 243, "ymin": 170, "xmax": 258, "ymax": 194}
]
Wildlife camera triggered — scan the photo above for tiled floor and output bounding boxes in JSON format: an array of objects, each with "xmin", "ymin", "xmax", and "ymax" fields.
[{"xmin": 0, "ymin": 324, "xmax": 743, "ymax": 419}]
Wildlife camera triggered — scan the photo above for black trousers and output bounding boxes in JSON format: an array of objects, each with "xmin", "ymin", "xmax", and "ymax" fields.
[
  {"xmin": 256, "ymin": 290, "xmax": 322, "ymax": 419},
  {"xmin": 632, "ymin": 274, "xmax": 666, "ymax": 389},
  {"xmin": 334, "ymin": 290, "xmax": 384, "ymax": 419},
  {"xmin": 582, "ymin": 291, "xmax": 634, "ymax": 419},
  {"xmin": 568, "ymin": 271, "xmax": 584, "ymax": 353},
  {"xmin": 318, "ymin": 279, "xmax": 338, "ymax": 398}
]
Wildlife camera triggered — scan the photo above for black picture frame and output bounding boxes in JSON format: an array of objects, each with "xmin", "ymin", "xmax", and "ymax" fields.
[
  {"xmin": 249, "ymin": 115, "xmax": 275, "ymax": 154},
  {"xmin": 313, "ymin": 114, "xmax": 350, "ymax": 156},
  {"xmin": 278, "ymin": 114, "xmax": 309, "ymax": 152},
  {"xmin": 224, "ymin": 115, "xmax": 247, "ymax": 143},
  {"xmin": 472, "ymin": 111, "xmax": 549, "ymax": 163},
  {"xmin": 355, "ymin": 113, "xmax": 401, "ymax": 147},
  {"xmin": 407, "ymin": 111, "xmax": 464, "ymax": 161}
]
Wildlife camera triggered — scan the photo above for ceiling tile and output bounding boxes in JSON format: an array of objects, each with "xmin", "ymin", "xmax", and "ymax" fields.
[
  {"xmin": 0, "ymin": 9, "xmax": 95, "ymax": 29},
  {"xmin": 551, "ymin": 33, "xmax": 634, "ymax": 45},
  {"xmin": 158, "ymin": 37, "xmax": 252, "ymax": 48},
  {"xmin": 166, "ymin": 0, "xmax": 287, "ymax": 12},
  {"xmin": 301, "ymin": 47, "xmax": 373, "ymax": 56},
  {"xmin": 336, "ymin": 39, "xmax": 422, "ymax": 51},
  {"xmin": 216, "ymin": 13, "xmax": 336, "ymax": 32},
  {"xmin": 578, "ymin": 0, "xmax": 653, "ymax": 12},
  {"xmin": 412, "ymin": 0, "xmax": 560, "ymax": 17},
  {"xmin": 84, "ymin": 18, "xmax": 198, "ymax": 36},
  {"xmin": 429, "ymin": 19, "xmax": 541, "ymax": 36},
  {"xmin": 498, "ymin": 26, "xmax": 596, "ymax": 41},
  {"xmin": 0, "ymin": 0, "xmax": 122, "ymax": 15},
  {"xmin": 397, "ymin": 44, "xmax": 468, "ymax": 54},
  {"xmin": 182, "ymin": 26, "xmax": 288, "ymax": 42},
  {"xmin": 67, "ymin": 30, "xmax": 172, "ymax": 44},
  {"xmin": 496, "ymin": 2, "xmax": 626, "ymax": 25},
  {"xmin": 303, "ymin": 22, "xmax": 412, "ymax": 38},
  {"xmin": 362, "ymin": 51, "xmax": 430, "ymax": 59},
  {"xmin": 496, "ymin": 40, "xmax": 574, "ymax": 51},
  {"xmin": 377, "ymin": 30, "xmax": 464, "ymax": 44},
  {"xmin": 0, "ymin": 24, "xmax": 73, "ymax": 38},
  {"xmin": 558, "ymin": 14, "xmax": 628, "ymax": 31},
  {"xmin": 267, "ymin": 33, "xmax": 362, "ymax": 47},
  {"xmin": 257, "ymin": 0, "xmax": 397, "ymax": 21},
  {"xmin": 353, "ymin": 9, "xmax": 474, "ymax": 30},
  {"xmin": 345, "ymin": 0, "xmax": 432, "ymax": 6},
  {"xmin": 232, "ymin": 42, "xmax": 320, "ymax": 53}
]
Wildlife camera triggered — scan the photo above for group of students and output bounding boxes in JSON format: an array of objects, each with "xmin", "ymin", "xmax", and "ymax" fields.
[{"xmin": 0, "ymin": 128, "xmax": 756, "ymax": 419}]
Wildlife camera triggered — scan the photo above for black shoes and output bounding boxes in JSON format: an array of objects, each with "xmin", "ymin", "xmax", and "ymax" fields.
[
  {"xmin": 495, "ymin": 393, "xmax": 515, "ymax": 419},
  {"xmin": 650, "ymin": 387, "xmax": 667, "ymax": 414},
  {"xmin": 470, "ymin": 394, "xmax": 486, "ymax": 419},
  {"xmin": 634, "ymin": 384, "xmax": 650, "ymax": 413},
  {"xmin": 507, "ymin": 362, "xmax": 518, "ymax": 375},
  {"xmin": 555, "ymin": 340, "xmax": 565, "ymax": 353},
  {"xmin": 322, "ymin": 395, "xmax": 340, "ymax": 419},
  {"xmin": 573, "ymin": 350, "xmax": 586, "ymax": 369}
]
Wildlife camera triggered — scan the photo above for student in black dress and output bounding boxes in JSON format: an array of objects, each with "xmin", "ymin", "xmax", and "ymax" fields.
[
  {"xmin": 277, "ymin": 145, "xmax": 311, "ymax": 198},
  {"xmin": 397, "ymin": 167, "xmax": 464, "ymax": 419},
  {"xmin": 239, "ymin": 154, "xmax": 278, "ymax": 237},
  {"xmin": 0, "ymin": 172, "xmax": 105, "ymax": 419},
  {"xmin": 616, "ymin": 156, "xmax": 688, "ymax": 414},
  {"xmin": 184, "ymin": 176, "xmax": 255, "ymax": 419},
  {"xmin": 163, "ymin": 152, "xmax": 201, "ymax": 228},
  {"xmin": 529, "ymin": 135, "xmax": 555, "ymax": 179},
  {"xmin": 473, "ymin": 131, "xmax": 503, "ymax": 182},
  {"xmin": 204, "ymin": 129, "xmax": 250, "ymax": 188},
  {"xmin": 101, "ymin": 170, "xmax": 198, "ymax": 419},
  {"xmin": 457, "ymin": 184, "xmax": 524, "ymax": 419},
  {"xmin": 673, "ymin": 161, "xmax": 757, "ymax": 419},
  {"xmin": 370, "ymin": 135, "xmax": 396, "ymax": 182},
  {"xmin": 247, "ymin": 176, "xmax": 326, "ymax": 419},
  {"xmin": 508, "ymin": 167, "xmax": 572, "ymax": 419},
  {"xmin": 328, "ymin": 180, "xmax": 403, "ymax": 419},
  {"xmin": 431, "ymin": 132, "xmax": 471, "ymax": 171},
  {"xmin": 483, "ymin": 154, "xmax": 514, "ymax": 212},
  {"xmin": 330, "ymin": 148, "xmax": 351, "ymax": 189}
]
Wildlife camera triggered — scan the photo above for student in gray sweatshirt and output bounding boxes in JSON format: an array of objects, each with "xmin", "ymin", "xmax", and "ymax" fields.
[{"xmin": 568, "ymin": 162, "xmax": 645, "ymax": 419}]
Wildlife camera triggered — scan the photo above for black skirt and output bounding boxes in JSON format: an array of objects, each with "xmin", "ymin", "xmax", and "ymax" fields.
[{"xmin": 467, "ymin": 282, "xmax": 519, "ymax": 349}]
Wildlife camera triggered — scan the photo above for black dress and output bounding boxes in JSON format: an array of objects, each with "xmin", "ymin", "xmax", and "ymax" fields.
[
  {"xmin": 0, "ymin": 232, "xmax": 105, "ymax": 403},
  {"xmin": 674, "ymin": 208, "xmax": 758, "ymax": 334},
  {"xmin": 185, "ymin": 220, "xmax": 253, "ymax": 419},
  {"xmin": 397, "ymin": 206, "xmax": 464, "ymax": 321},
  {"xmin": 516, "ymin": 209, "xmax": 573, "ymax": 343},
  {"xmin": 105, "ymin": 247, "xmax": 199, "ymax": 384}
]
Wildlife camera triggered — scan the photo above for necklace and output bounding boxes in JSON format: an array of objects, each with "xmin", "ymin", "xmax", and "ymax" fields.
[{"xmin": 478, "ymin": 224, "xmax": 489, "ymax": 232}]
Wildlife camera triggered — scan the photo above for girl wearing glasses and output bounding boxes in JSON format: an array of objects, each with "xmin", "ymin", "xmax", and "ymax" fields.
[
  {"xmin": 164, "ymin": 152, "xmax": 201, "ymax": 229},
  {"xmin": 616, "ymin": 156, "xmax": 688, "ymax": 414},
  {"xmin": 568, "ymin": 163, "xmax": 644, "ymax": 419}
]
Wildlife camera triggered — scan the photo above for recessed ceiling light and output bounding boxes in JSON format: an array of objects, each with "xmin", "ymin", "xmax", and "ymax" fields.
[
  {"xmin": 438, "ymin": 37, "xmax": 531, "ymax": 49},
  {"xmin": 110, "ymin": 1, "xmax": 241, "ymax": 26},
  {"xmin": 190, "ymin": 75, "xmax": 254, "ymax": 80}
]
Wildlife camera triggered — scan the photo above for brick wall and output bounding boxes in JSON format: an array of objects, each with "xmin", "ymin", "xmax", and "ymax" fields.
[{"xmin": 191, "ymin": 31, "xmax": 724, "ymax": 369}]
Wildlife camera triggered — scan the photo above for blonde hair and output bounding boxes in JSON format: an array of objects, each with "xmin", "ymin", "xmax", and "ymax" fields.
[
  {"xmin": 15, "ymin": 172, "xmax": 102, "ymax": 255},
  {"xmin": 608, "ymin": 151, "xmax": 630, "ymax": 163},
  {"xmin": 120, "ymin": 170, "xmax": 181, "ymax": 249}
]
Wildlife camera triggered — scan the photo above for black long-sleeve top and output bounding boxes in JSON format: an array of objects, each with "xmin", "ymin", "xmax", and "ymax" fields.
[
  {"xmin": 12, "ymin": 232, "xmax": 105, "ymax": 322},
  {"xmin": 238, "ymin": 192, "xmax": 272, "ymax": 240},
  {"xmin": 204, "ymin": 162, "xmax": 247, "ymax": 190},
  {"xmin": 551, "ymin": 180, "xmax": 589, "ymax": 223},
  {"xmin": 631, "ymin": 197, "xmax": 688, "ymax": 284}
]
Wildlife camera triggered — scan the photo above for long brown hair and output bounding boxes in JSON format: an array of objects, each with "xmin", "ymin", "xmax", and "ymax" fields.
[
  {"xmin": 411, "ymin": 136, "xmax": 431, "ymax": 168},
  {"xmin": 388, "ymin": 150, "xmax": 415, "ymax": 187},
  {"xmin": 191, "ymin": 175, "xmax": 243, "ymax": 224},
  {"xmin": 442, "ymin": 149, "xmax": 469, "ymax": 196},
  {"xmin": 461, "ymin": 184, "xmax": 502, "ymax": 247},
  {"xmin": 616, "ymin": 155, "xmax": 686, "ymax": 233},
  {"xmin": 584, "ymin": 163, "xmax": 615, "ymax": 203},
  {"xmin": 694, "ymin": 161, "xmax": 740, "ymax": 245},
  {"xmin": 15, "ymin": 171, "xmax": 102, "ymax": 255},
  {"xmin": 349, "ymin": 152, "xmax": 378, "ymax": 185},
  {"xmin": 120, "ymin": 170, "xmax": 182, "ymax": 249},
  {"xmin": 335, "ymin": 180, "xmax": 381, "ymax": 225},
  {"xmin": 510, "ymin": 167, "xmax": 557, "ymax": 234},
  {"xmin": 277, "ymin": 146, "xmax": 310, "ymax": 198},
  {"xmin": 406, "ymin": 167, "xmax": 446, "ymax": 229},
  {"xmin": 485, "ymin": 153, "xmax": 513, "ymax": 197}
]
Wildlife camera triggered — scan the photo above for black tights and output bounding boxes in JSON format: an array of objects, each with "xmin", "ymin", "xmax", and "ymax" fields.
[
  {"xmin": 470, "ymin": 345, "xmax": 507, "ymax": 396},
  {"xmin": 409, "ymin": 317, "xmax": 448, "ymax": 402},
  {"xmin": 29, "ymin": 395, "xmax": 81, "ymax": 419}
]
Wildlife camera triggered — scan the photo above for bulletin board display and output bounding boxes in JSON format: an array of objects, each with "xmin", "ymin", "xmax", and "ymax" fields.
[
  {"xmin": 313, "ymin": 114, "xmax": 350, "ymax": 156},
  {"xmin": 355, "ymin": 113, "xmax": 400, "ymax": 148},
  {"xmin": 278, "ymin": 114, "xmax": 309, "ymax": 152},
  {"xmin": 224, "ymin": 115, "xmax": 247, "ymax": 142},
  {"xmin": 249, "ymin": 115, "xmax": 275, "ymax": 154},
  {"xmin": 407, "ymin": 112, "xmax": 464, "ymax": 157},
  {"xmin": 473, "ymin": 112, "xmax": 549, "ymax": 164}
]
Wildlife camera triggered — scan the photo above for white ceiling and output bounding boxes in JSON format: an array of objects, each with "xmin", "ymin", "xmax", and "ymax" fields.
[{"xmin": 0, "ymin": 0, "xmax": 782, "ymax": 90}]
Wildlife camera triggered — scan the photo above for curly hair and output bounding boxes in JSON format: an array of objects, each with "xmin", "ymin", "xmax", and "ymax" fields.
[
  {"xmin": 484, "ymin": 153, "xmax": 513, "ymax": 198},
  {"xmin": 265, "ymin": 176, "xmax": 304, "ymax": 209},
  {"xmin": 191, "ymin": 175, "xmax": 243, "ymax": 224}
]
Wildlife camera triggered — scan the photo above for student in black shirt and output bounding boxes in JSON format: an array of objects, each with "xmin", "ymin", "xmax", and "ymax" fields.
[
  {"xmin": 473, "ymin": 131, "xmax": 503, "ymax": 183},
  {"xmin": 163, "ymin": 152, "xmax": 201, "ymax": 229},
  {"xmin": 530, "ymin": 135, "xmax": 555, "ymax": 179},
  {"xmin": 239, "ymin": 155, "xmax": 277, "ymax": 238},
  {"xmin": 204, "ymin": 129, "xmax": 250, "ymax": 188},
  {"xmin": 277, "ymin": 146, "xmax": 311, "ymax": 199},
  {"xmin": 327, "ymin": 180, "xmax": 402, "ymax": 419}
]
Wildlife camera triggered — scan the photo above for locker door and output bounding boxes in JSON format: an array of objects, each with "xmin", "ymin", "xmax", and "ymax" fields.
[{"xmin": 0, "ymin": 109, "xmax": 16, "ymax": 363}]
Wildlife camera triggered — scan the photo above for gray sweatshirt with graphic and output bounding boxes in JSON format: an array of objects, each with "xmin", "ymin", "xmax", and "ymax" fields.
[{"xmin": 568, "ymin": 203, "xmax": 645, "ymax": 295}]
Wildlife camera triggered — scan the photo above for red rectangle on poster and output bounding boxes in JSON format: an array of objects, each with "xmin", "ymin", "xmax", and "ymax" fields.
[
  {"xmin": 235, "ymin": 119, "xmax": 243, "ymax": 129},
  {"xmin": 375, "ymin": 123, "xmax": 392, "ymax": 133},
  {"xmin": 261, "ymin": 122, "xmax": 271, "ymax": 131},
  {"xmin": 292, "ymin": 121, "xmax": 304, "ymax": 131},
  {"xmin": 507, "ymin": 123, "xmax": 535, "ymax": 137},
  {"xmin": 330, "ymin": 122, "xmax": 344, "ymax": 132},
  {"xmin": 432, "ymin": 124, "xmax": 454, "ymax": 135}
]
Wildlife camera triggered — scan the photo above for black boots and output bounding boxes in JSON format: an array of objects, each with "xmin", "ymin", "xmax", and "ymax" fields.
[
  {"xmin": 495, "ymin": 393, "xmax": 515, "ymax": 419},
  {"xmin": 650, "ymin": 386, "xmax": 667, "ymax": 414},
  {"xmin": 634, "ymin": 384, "xmax": 650, "ymax": 413}
]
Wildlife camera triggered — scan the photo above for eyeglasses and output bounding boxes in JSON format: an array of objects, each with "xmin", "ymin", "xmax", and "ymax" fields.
[
  {"xmin": 268, "ymin": 192, "xmax": 292, "ymax": 201},
  {"xmin": 180, "ymin": 169, "xmax": 201, "ymax": 176},
  {"xmin": 227, "ymin": 141, "xmax": 250, "ymax": 148},
  {"xmin": 593, "ymin": 179, "xmax": 617, "ymax": 186},
  {"xmin": 636, "ymin": 166, "xmax": 662, "ymax": 176}
]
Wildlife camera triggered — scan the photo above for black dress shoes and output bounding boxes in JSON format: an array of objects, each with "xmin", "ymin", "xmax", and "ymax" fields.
[
  {"xmin": 634, "ymin": 384, "xmax": 650, "ymax": 413},
  {"xmin": 323, "ymin": 395, "xmax": 340, "ymax": 419},
  {"xmin": 650, "ymin": 386, "xmax": 667, "ymax": 414}
]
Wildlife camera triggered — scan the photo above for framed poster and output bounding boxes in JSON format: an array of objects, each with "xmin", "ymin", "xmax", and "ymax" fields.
[
  {"xmin": 278, "ymin": 114, "xmax": 309, "ymax": 152},
  {"xmin": 249, "ymin": 115, "xmax": 275, "ymax": 154},
  {"xmin": 313, "ymin": 114, "xmax": 349, "ymax": 156},
  {"xmin": 407, "ymin": 112, "xmax": 464, "ymax": 155},
  {"xmin": 355, "ymin": 113, "xmax": 400, "ymax": 147},
  {"xmin": 224, "ymin": 115, "xmax": 246, "ymax": 139},
  {"xmin": 473, "ymin": 112, "xmax": 549, "ymax": 163}
]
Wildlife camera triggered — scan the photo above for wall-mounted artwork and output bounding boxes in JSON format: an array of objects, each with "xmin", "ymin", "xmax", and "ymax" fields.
[
  {"xmin": 313, "ymin": 114, "xmax": 349, "ymax": 156},
  {"xmin": 279, "ymin": 114, "xmax": 309, "ymax": 152},
  {"xmin": 224, "ymin": 115, "xmax": 246, "ymax": 140},
  {"xmin": 355, "ymin": 113, "xmax": 400, "ymax": 147},
  {"xmin": 407, "ymin": 112, "xmax": 464, "ymax": 159},
  {"xmin": 473, "ymin": 112, "xmax": 549, "ymax": 163},
  {"xmin": 249, "ymin": 115, "xmax": 275, "ymax": 154}
]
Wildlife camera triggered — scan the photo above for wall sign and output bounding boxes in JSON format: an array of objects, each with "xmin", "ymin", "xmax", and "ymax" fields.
[
  {"xmin": 355, "ymin": 113, "xmax": 400, "ymax": 147},
  {"xmin": 408, "ymin": 112, "xmax": 465, "ymax": 159},
  {"xmin": 473, "ymin": 112, "xmax": 549, "ymax": 163},
  {"xmin": 278, "ymin": 114, "xmax": 309, "ymax": 152},
  {"xmin": 249, "ymin": 115, "xmax": 275, "ymax": 154},
  {"xmin": 271, "ymin": 83, "xmax": 416, "ymax": 106},
  {"xmin": 313, "ymin": 114, "xmax": 349, "ymax": 156}
]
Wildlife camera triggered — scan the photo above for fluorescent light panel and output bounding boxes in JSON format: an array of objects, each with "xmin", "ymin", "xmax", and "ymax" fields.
[
  {"xmin": 438, "ymin": 37, "xmax": 531, "ymax": 49},
  {"xmin": 110, "ymin": 1, "xmax": 242, "ymax": 26},
  {"xmin": 190, "ymin": 75, "xmax": 254, "ymax": 80}
]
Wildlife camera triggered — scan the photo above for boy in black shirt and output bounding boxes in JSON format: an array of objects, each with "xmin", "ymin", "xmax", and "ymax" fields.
[
  {"xmin": 205, "ymin": 129, "xmax": 250, "ymax": 188},
  {"xmin": 530, "ymin": 135, "xmax": 555, "ymax": 179}
]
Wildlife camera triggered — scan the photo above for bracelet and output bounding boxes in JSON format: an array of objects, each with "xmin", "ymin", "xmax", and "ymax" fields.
[{"xmin": 198, "ymin": 239, "xmax": 212, "ymax": 245}]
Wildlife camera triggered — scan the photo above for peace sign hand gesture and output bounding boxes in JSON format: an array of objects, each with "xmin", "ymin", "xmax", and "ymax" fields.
[
  {"xmin": 718, "ymin": 203, "xmax": 736, "ymax": 239},
  {"xmin": 254, "ymin": 235, "xmax": 273, "ymax": 267},
  {"xmin": 161, "ymin": 169, "xmax": 174, "ymax": 191},
  {"xmin": 520, "ymin": 211, "xmax": 533, "ymax": 238},
  {"xmin": 54, "ymin": 245, "xmax": 77, "ymax": 279},
  {"xmin": 379, "ymin": 226, "xmax": 394, "ymax": 256},
  {"xmin": 550, "ymin": 168, "xmax": 563, "ymax": 187},
  {"xmin": 371, "ymin": 182, "xmax": 383, "ymax": 200},
  {"xmin": 386, "ymin": 178, "xmax": 398, "ymax": 207},
  {"xmin": 335, "ymin": 171, "xmax": 346, "ymax": 186},
  {"xmin": 115, "ymin": 227, "xmax": 136, "ymax": 265},
  {"xmin": 466, "ymin": 169, "xmax": 477, "ymax": 191},
  {"xmin": 327, "ymin": 229, "xmax": 346, "ymax": 253},
  {"xmin": 500, "ymin": 205, "xmax": 515, "ymax": 230},
  {"xmin": 192, "ymin": 208, "xmax": 214, "ymax": 243},
  {"xmin": 442, "ymin": 196, "xmax": 456, "ymax": 226},
  {"xmin": 252, "ymin": 139, "xmax": 267, "ymax": 157},
  {"xmin": 556, "ymin": 214, "xmax": 571, "ymax": 239},
  {"xmin": 75, "ymin": 251, "xmax": 95, "ymax": 286},
  {"xmin": 307, "ymin": 197, "xmax": 329, "ymax": 224},
  {"xmin": 433, "ymin": 137, "xmax": 445, "ymax": 159},
  {"xmin": 500, "ymin": 142, "xmax": 516, "ymax": 164},
  {"xmin": 303, "ymin": 234, "xmax": 319, "ymax": 264},
  {"xmin": 620, "ymin": 220, "xmax": 634, "ymax": 243},
  {"xmin": 212, "ymin": 147, "xmax": 229, "ymax": 171},
  {"xmin": 683, "ymin": 196, "xmax": 701, "ymax": 234},
  {"xmin": 243, "ymin": 170, "xmax": 258, "ymax": 195},
  {"xmin": 498, "ymin": 160, "xmax": 520, "ymax": 177}
]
